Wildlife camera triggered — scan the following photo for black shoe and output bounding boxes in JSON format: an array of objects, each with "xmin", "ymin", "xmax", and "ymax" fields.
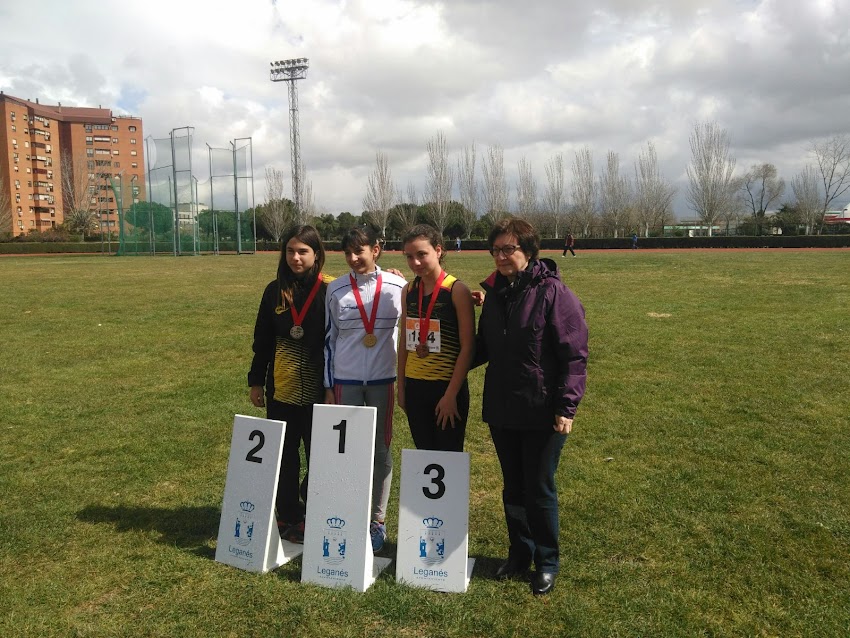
[
  {"xmin": 531, "ymin": 572, "xmax": 556, "ymax": 596},
  {"xmin": 495, "ymin": 557, "xmax": 531, "ymax": 580}
]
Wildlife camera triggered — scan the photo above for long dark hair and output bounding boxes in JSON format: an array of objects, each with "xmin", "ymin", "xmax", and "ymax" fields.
[{"xmin": 277, "ymin": 224, "xmax": 325, "ymax": 309}]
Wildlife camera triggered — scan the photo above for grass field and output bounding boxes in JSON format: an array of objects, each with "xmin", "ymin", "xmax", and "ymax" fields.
[{"xmin": 1, "ymin": 248, "xmax": 849, "ymax": 637}]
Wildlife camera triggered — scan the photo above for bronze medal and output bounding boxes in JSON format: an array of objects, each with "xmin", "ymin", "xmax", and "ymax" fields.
[
  {"xmin": 363, "ymin": 333, "xmax": 378, "ymax": 348},
  {"xmin": 289, "ymin": 325, "xmax": 305, "ymax": 339},
  {"xmin": 415, "ymin": 272, "xmax": 447, "ymax": 358}
]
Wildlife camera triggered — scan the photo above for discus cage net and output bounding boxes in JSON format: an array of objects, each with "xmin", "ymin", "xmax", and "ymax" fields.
[{"xmin": 114, "ymin": 127, "xmax": 255, "ymax": 255}]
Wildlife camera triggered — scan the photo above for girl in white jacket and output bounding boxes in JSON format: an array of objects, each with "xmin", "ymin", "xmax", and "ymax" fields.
[{"xmin": 323, "ymin": 226, "xmax": 406, "ymax": 553}]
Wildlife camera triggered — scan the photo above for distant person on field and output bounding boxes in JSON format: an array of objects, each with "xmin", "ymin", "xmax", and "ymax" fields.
[
  {"xmin": 248, "ymin": 224, "xmax": 333, "ymax": 544},
  {"xmin": 474, "ymin": 218, "xmax": 588, "ymax": 597},
  {"xmin": 562, "ymin": 232, "xmax": 576, "ymax": 257},
  {"xmin": 631, "ymin": 233, "xmax": 638, "ymax": 250},
  {"xmin": 456, "ymin": 236, "xmax": 462, "ymax": 252}
]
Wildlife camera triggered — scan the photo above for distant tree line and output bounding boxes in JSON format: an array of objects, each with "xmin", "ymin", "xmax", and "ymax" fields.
[{"xmin": 18, "ymin": 124, "xmax": 848, "ymax": 244}]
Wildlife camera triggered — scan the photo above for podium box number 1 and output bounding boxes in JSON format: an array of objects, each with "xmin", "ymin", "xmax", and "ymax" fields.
[
  {"xmin": 396, "ymin": 449, "xmax": 474, "ymax": 592},
  {"xmin": 301, "ymin": 404, "xmax": 392, "ymax": 592},
  {"xmin": 214, "ymin": 414, "xmax": 303, "ymax": 573}
]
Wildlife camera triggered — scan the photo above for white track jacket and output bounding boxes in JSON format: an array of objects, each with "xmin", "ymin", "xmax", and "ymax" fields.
[{"xmin": 324, "ymin": 266, "xmax": 406, "ymax": 387}]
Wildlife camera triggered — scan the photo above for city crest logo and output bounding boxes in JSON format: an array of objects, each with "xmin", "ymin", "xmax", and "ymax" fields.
[
  {"xmin": 419, "ymin": 516, "xmax": 446, "ymax": 565},
  {"xmin": 322, "ymin": 516, "xmax": 347, "ymax": 565},
  {"xmin": 234, "ymin": 500, "xmax": 256, "ymax": 546}
]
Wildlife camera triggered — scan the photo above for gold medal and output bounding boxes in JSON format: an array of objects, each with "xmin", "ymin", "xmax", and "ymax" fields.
[
  {"xmin": 416, "ymin": 343, "xmax": 429, "ymax": 358},
  {"xmin": 350, "ymin": 274, "xmax": 383, "ymax": 351},
  {"xmin": 290, "ymin": 325, "xmax": 304, "ymax": 339},
  {"xmin": 274, "ymin": 305, "xmax": 285, "ymax": 315}
]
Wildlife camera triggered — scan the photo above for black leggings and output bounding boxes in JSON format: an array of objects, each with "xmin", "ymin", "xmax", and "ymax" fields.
[
  {"xmin": 266, "ymin": 400, "xmax": 313, "ymax": 523},
  {"xmin": 403, "ymin": 378, "xmax": 468, "ymax": 452}
]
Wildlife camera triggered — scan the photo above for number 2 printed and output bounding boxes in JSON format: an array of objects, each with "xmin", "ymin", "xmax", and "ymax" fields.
[{"xmin": 245, "ymin": 430, "xmax": 265, "ymax": 463}]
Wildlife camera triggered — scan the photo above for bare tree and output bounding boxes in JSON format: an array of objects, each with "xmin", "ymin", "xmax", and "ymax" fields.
[
  {"xmin": 792, "ymin": 165, "xmax": 823, "ymax": 235},
  {"xmin": 456, "ymin": 142, "xmax": 477, "ymax": 238},
  {"xmin": 599, "ymin": 150, "xmax": 632, "ymax": 238},
  {"xmin": 424, "ymin": 131, "xmax": 454, "ymax": 233},
  {"xmin": 362, "ymin": 150, "xmax": 397, "ymax": 238},
  {"xmin": 259, "ymin": 166, "xmax": 292, "ymax": 241},
  {"xmin": 393, "ymin": 182, "xmax": 419, "ymax": 233},
  {"xmin": 482, "ymin": 144, "xmax": 510, "ymax": 222},
  {"xmin": 718, "ymin": 176, "xmax": 744, "ymax": 235},
  {"xmin": 61, "ymin": 155, "xmax": 98, "ymax": 237},
  {"xmin": 634, "ymin": 141, "xmax": 676, "ymax": 237},
  {"xmin": 739, "ymin": 163, "xmax": 785, "ymax": 235},
  {"xmin": 543, "ymin": 153, "xmax": 566, "ymax": 238},
  {"xmin": 570, "ymin": 147, "xmax": 596, "ymax": 237},
  {"xmin": 516, "ymin": 156, "xmax": 538, "ymax": 218},
  {"xmin": 810, "ymin": 134, "xmax": 850, "ymax": 232},
  {"xmin": 686, "ymin": 121, "xmax": 736, "ymax": 237},
  {"xmin": 0, "ymin": 175, "xmax": 13, "ymax": 236}
]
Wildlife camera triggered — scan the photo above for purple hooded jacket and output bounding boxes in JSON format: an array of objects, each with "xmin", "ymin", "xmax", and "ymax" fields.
[{"xmin": 475, "ymin": 258, "xmax": 588, "ymax": 429}]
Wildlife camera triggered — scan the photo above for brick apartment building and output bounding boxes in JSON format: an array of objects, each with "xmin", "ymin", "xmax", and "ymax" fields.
[{"xmin": 0, "ymin": 92, "xmax": 145, "ymax": 237}]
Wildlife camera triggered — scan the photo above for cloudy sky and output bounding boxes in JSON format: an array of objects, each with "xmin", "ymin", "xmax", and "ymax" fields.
[{"xmin": 2, "ymin": 0, "xmax": 849, "ymax": 217}]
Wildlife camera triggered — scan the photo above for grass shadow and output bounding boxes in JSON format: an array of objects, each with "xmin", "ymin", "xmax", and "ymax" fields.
[{"xmin": 77, "ymin": 504, "xmax": 220, "ymax": 559}]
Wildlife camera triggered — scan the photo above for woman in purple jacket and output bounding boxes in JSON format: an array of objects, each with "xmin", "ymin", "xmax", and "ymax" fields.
[{"xmin": 476, "ymin": 218, "xmax": 588, "ymax": 596}]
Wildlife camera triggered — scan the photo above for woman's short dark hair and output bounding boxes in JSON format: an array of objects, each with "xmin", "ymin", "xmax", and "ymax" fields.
[
  {"xmin": 488, "ymin": 218, "xmax": 539, "ymax": 260},
  {"xmin": 341, "ymin": 226, "xmax": 382, "ymax": 256}
]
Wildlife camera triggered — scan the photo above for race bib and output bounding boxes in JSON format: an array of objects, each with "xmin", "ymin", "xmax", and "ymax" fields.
[{"xmin": 405, "ymin": 317, "xmax": 441, "ymax": 353}]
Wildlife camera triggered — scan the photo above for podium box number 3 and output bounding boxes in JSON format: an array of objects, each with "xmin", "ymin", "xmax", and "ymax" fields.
[
  {"xmin": 215, "ymin": 414, "xmax": 303, "ymax": 573},
  {"xmin": 396, "ymin": 449, "xmax": 474, "ymax": 592},
  {"xmin": 301, "ymin": 404, "xmax": 392, "ymax": 592}
]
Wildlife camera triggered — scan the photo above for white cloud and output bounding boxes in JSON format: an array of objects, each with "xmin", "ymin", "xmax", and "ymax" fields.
[{"xmin": 1, "ymin": 0, "xmax": 850, "ymax": 216}]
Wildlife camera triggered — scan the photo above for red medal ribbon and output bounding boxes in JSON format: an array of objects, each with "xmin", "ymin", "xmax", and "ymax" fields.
[
  {"xmin": 418, "ymin": 271, "xmax": 447, "ymax": 346},
  {"xmin": 350, "ymin": 273, "xmax": 383, "ymax": 338},
  {"xmin": 289, "ymin": 273, "xmax": 323, "ymax": 329}
]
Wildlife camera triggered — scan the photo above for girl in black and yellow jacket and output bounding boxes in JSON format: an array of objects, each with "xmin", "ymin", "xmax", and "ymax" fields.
[{"xmin": 248, "ymin": 224, "xmax": 333, "ymax": 542}]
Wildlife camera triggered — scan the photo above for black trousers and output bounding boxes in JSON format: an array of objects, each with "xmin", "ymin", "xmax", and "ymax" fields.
[
  {"xmin": 404, "ymin": 378, "xmax": 469, "ymax": 452},
  {"xmin": 489, "ymin": 425, "xmax": 567, "ymax": 573},
  {"xmin": 266, "ymin": 399, "xmax": 313, "ymax": 523}
]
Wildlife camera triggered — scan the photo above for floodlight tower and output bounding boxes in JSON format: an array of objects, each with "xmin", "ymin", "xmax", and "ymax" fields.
[{"xmin": 270, "ymin": 58, "xmax": 309, "ymax": 217}]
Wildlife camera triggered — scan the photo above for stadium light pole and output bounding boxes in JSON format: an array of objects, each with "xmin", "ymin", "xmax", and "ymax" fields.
[{"xmin": 269, "ymin": 58, "xmax": 309, "ymax": 219}]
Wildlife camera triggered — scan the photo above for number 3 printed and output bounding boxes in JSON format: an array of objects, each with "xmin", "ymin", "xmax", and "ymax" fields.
[{"xmin": 422, "ymin": 463, "xmax": 446, "ymax": 499}]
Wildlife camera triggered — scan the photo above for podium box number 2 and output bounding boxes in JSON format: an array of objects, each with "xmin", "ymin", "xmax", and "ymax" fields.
[
  {"xmin": 301, "ymin": 404, "xmax": 392, "ymax": 592},
  {"xmin": 215, "ymin": 414, "xmax": 303, "ymax": 573},
  {"xmin": 396, "ymin": 449, "xmax": 474, "ymax": 592}
]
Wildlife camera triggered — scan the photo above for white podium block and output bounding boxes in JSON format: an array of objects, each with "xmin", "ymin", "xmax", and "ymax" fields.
[
  {"xmin": 301, "ymin": 404, "xmax": 392, "ymax": 591},
  {"xmin": 214, "ymin": 414, "xmax": 303, "ymax": 572},
  {"xmin": 396, "ymin": 449, "xmax": 474, "ymax": 592}
]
